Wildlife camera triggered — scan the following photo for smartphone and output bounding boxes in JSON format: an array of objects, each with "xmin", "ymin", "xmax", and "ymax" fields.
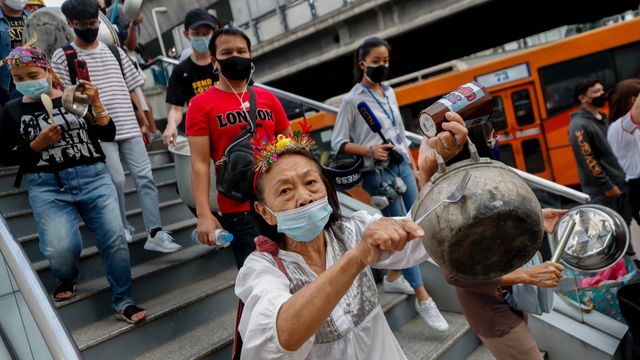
[{"xmin": 74, "ymin": 59, "xmax": 90, "ymax": 82}]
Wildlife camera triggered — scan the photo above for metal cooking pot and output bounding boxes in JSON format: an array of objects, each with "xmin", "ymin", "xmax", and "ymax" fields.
[
  {"xmin": 554, "ymin": 205, "xmax": 629, "ymax": 272},
  {"xmin": 411, "ymin": 141, "xmax": 544, "ymax": 280},
  {"xmin": 123, "ymin": 0, "xmax": 143, "ymax": 21},
  {"xmin": 62, "ymin": 84, "xmax": 90, "ymax": 117},
  {"xmin": 168, "ymin": 137, "xmax": 219, "ymax": 212}
]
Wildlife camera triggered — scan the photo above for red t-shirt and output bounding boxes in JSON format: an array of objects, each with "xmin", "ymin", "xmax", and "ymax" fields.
[{"xmin": 186, "ymin": 86, "xmax": 290, "ymax": 214}]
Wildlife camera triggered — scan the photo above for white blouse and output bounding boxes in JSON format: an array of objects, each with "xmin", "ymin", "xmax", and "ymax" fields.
[
  {"xmin": 235, "ymin": 211, "xmax": 430, "ymax": 360},
  {"xmin": 607, "ymin": 111, "xmax": 640, "ymax": 181}
]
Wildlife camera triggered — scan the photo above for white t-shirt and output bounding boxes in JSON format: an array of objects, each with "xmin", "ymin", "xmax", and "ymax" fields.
[
  {"xmin": 51, "ymin": 42, "xmax": 145, "ymax": 141},
  {"xmin": 607, "ymin": 112, "xmax": 640, "ymax": 180}
]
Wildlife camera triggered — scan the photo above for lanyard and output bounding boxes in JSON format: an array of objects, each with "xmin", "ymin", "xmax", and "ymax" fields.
[{"xmin": 363, "ymin": 86, "xmax": 397, "ymax": 127}]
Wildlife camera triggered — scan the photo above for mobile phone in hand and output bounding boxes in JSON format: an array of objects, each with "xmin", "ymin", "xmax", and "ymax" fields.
[{"xmin": 74, "ymin": 59, "xmax": 90, "ymax": 82}]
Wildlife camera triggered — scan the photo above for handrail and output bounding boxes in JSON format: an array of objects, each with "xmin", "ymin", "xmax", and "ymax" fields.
[
  {"xmin": 250, "ymin": 83, "xmax": 590, "ymax": 204},
  {"xmin": 0, "ymin": 216, "xmax": 82, "ymax": 360},
  {"xmin": 145, "ymin": 58, "xmax": 589, "ymax": 204}
]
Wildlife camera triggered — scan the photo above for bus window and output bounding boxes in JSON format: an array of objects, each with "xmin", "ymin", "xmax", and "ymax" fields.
[
  {"xmin": 308, "ymin": 128, "xmax": 335, "ymax": 165},
  {"xmin": 511, "ymin": 90, "xmax": 535, "ymax": 126},
  {"xmin": 539, "ymin": 52, "xmax": 616, "ymax": 116},
  {"xmin": 400, "ymin": 96, "xmax": 439, "ymax": 134},
  {"xmin": 499, "ymin": 143, "xmax": 516, "ymax": 168},
  {"xmin": 613, "ymin": 43, "xmax": 640, "ymax": 80},
  {"xmin": 522, "ymin": 139, "xmax": 545, "ymax": 173},
  {"xmin": 492, "ymin": 96, "xmax": 507, "ymax": 131}
]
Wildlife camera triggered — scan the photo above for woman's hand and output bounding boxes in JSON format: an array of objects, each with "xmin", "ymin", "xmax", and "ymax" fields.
[
  {"xmin": 30, "ymin": 124, "xmax": 61, "ymax": 152},
  {"xmin": 372, "ymin": 143, "xmax": 394, "ymax": 161},
  {"xmin": 354, "ymin": 218, "xmax": 424, "ymax": 267},
  {"xmin": 542, "ymin": 208, "xmax": 567, "ymax": 234},
  {"xmin": 417, "ymin": 112, "xmax": 468, "ymax": 185},
  {"xmin": 523, "ymin": 261, "xmax": 564, "ymax": 288},
  {"xmin": 78, "ymin": 80, "xmax": 105, "ymax": 111}
]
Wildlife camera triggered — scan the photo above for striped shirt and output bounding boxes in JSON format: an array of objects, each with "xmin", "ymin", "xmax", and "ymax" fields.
[{"xmin": 51, "ymin": 42, "xmax": 144, "ymax": 141}]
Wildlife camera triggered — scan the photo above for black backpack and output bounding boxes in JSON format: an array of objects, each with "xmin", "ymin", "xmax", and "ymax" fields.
[
  {"xmin": 215, "ymin": 86, "xmax": 258, "ymax": 203},
  {"xmin": 61, "ymin": 44, "xmax": 125, "ymax": 85}
]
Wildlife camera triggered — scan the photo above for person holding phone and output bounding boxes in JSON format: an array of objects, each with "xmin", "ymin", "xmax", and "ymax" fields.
[{"xmin": 331, "ymin": 37, "xmax": 449, "ymax": 332}]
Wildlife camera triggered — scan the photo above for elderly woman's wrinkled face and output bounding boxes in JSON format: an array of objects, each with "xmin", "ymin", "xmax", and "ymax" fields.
[{"xmin": 255, "ymin": 154, "xmax": 327, "ymax": 226}]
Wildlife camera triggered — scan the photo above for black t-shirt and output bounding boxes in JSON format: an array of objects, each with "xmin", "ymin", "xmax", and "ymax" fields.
[
  {"xmin": 166, "ymin": 57, "xmax": 216, "ymax": 107},
  {"xmin": 6, "ymin": 14, "xmax": 25, "ymax": 49},
  {"xmin": 0, "ymin": 97, "xmax": 116, "ymax": 174}
]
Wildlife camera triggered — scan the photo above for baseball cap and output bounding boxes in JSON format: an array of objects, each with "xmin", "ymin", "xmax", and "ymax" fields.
[{"xmin": 184, "ymin": 8, "xmax": 217, "ymax": 30}]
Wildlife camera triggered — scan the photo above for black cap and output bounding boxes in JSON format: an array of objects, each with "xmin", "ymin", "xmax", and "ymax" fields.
[{"xmin": 184, "ymin": 8, "xmax": 217, "ymax": 30}]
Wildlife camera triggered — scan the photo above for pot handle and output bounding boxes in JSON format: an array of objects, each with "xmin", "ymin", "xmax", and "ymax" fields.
[{"xmin": 434, "ymin": 138, "xmax": 482, "ymax": 175}]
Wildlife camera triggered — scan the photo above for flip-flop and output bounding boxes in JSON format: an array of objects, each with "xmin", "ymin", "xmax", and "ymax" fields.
[
  {"xmin": 53, "ymin": 280, "xmax": 76, "ymax": 302},
  {"xmin": 116, "ymin": 305, "xmax": 147, "ymax": 324}
]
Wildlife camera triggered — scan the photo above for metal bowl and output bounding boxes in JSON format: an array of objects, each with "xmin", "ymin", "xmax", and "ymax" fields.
[
  {"xmin": 554, "ymin": 204, "xmax": 629, "ymax": 272},
  {"xmin": 168, "ymin": 137, "xmax": 219, "ymax": 212},
  {"xmin": 61, "ymin": 84, "xmax": 89, "ymax": 117},
  {"xmin": 123, "ymin": 0, "xmax": 143, "ymax": 21}
]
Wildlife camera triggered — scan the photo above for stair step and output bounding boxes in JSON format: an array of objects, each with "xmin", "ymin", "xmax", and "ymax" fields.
[
  {"xmin": 35, "ymin": 218, "xmax": 198, "ymax": 291},
  {"xmin": 395, "ymin": 312, "xmax": 477, "ymax": 360},
  {"xmin": 465, "ymin": 345, "xmax": 546, "ymax": 360},
  {"xmin": 0, "ymin": 163, "xmax": 177, "ymax": 214},
  {"xmin": 16, "ymin": 198, "xmax": 190, "ymax": 263},
  {"xmin": 75, "ymin": 267, "xmax": 238, "ymax": 359}
]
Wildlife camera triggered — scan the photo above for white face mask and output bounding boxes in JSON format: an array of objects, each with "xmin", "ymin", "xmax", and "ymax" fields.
[{"xmin": 4, "ymin": 0, "xmax": 27, "ymax": 11}]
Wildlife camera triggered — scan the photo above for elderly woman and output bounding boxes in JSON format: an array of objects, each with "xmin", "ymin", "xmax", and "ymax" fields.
[{"xmin": 234, "ymin": 113, "xmax": 468, "ymax": 359}]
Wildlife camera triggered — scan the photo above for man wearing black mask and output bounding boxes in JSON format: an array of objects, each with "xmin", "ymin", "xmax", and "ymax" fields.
[
  {"xmin": 186, "ymin": 27, "xmax": 291, "ymax": 268},
  {"xmin": 569, "ymin": 78, "xmax": 633, "ymax": 227},
  {"xmin": 51, "ymin": 0, "xmax": 182, "ymax": 253}
]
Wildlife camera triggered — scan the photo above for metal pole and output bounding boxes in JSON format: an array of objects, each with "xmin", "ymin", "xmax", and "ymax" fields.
[
  {"xmin": 0, "ymin": 216, "xmax": 82, "ymax": 360},
  {"xmin": 152, "ymin": 7, "xmax": 168, "ymax": 58},
  {"xmin": 551, "ymin": 219, "xmax": 576, "ymax": 263}
]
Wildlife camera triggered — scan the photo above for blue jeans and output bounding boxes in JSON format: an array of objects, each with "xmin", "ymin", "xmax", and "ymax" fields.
[
  {"xmin": 362, "ymin": 159, "xmax": 424, "ymax": 288},
  {"xmin": 25, "ymin": 163, "xmax": 133, "ymax": 311},
  {"xmin": 100, "ymin": 137, "xmax": 162, "ymax": 232}
]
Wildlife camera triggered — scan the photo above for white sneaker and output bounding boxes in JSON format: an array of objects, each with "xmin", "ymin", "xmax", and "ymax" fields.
[
  {"xmin": 415, "ymin": 298, "xmax": 449, "ymax": 332},
  {"xmin": 144, "ymin": 230, "xmax": 182, "ymax": 253},
  {"xmin": 383, "ymin": 275, "xmax": 415, "ymax": 295},
  {"xmin": 124, "ymin": 228, "xmax": 135, "ymax": 243}
]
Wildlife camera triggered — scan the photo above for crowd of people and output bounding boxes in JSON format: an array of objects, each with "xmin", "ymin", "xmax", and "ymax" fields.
[{"xmin": 0, "ymin": 0, "xmax": 638, "ymax": 359}]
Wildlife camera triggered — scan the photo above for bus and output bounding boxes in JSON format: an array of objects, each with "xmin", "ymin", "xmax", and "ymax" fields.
[{"xmin": 293, "ymin": 17, "xmax": 640, "ymax": 189}]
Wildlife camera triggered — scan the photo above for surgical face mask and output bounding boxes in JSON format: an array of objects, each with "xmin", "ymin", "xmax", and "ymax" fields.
[
  {"xmin": 266, "ymin": 196, "xmax": 333, "ymax": 242},
  {"xmin": 364, "ymin": 63, "xmax": 389, "ymax": 83},
  {"xmin": 5, "ymin": 0, "xmax": 27, "ymax": 11},
  {"xmin": 15, "ymin": 78, "xmax": 51, "ymax": 99},
  {"xmin": 216, "ymin": 56, "xmax": 253, "ymax": 81},
  {"xmin": 190, "ymin": 35, "xmax": 211, "ymax": 54}
]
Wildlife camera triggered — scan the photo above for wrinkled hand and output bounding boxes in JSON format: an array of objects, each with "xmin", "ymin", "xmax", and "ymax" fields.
[
  {"xmin": 604, "ymin": 186, "xmax": 623, "ymax": 198},
  {"xmin": 354, "ymin": 218, "xmax": 424, "ymax": 267},
  {"xmin": 78, "ymin": 80, "xmax": 103, "ymax": 109},
  {"xmin": 418, "ymin": 112, "xmax": 468, "ymax": 185},
  {"xmin": 197, "ymin": 212, "xmax": 222, "ymax": 246},
  {"xmin": 524, "ymin": 261, "xmax": 564, "ymax": 288},
  {"xmin": 372, "ymin": 143, "xmax": 394, "ymax": 161},
  {"xmin": 163, "ymin": 123, "xmax": 178, "ymax": 146},
  {"xmin": 542, "ymin": 208, "xmax": 567, "ymax": 234},
  {"xmin": 31, "ymin": 124, "xmax": 61, "ymax": 152}
]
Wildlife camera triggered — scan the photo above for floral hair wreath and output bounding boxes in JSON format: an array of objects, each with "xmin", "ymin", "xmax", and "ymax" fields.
[{"xmin": 251, "ymin": 119, "xmax": 315, "ymax": 174}]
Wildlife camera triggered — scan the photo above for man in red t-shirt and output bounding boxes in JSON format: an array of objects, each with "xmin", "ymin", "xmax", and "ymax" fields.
[{"xmin": 186, "ymin": 27, "xmax": 291, "ymax": 268}]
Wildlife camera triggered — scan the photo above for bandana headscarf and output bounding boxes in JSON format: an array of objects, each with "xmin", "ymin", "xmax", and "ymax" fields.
[{"xmin": 6, "ymin": 47, "xmax": 49, "ymax": 70}]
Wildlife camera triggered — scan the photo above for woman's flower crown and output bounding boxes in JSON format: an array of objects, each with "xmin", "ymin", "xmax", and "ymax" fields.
[{"xmin": 251, "ymin": 120, "xmax": 315, "ymax": 173}]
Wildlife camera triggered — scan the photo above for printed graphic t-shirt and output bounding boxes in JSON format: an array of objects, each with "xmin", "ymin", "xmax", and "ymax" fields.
[
  {"xmin": 186, "ymin": 86, "xmax": 290, "ymax": 214},
  {"xmin": 6, "ymin": 14, "xmax": 25, "ymax": 49}
]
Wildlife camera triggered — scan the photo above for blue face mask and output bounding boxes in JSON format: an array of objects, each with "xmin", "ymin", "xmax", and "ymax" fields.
[
  {"xmin": 266, "ymin": 196, "xmax": 333, "ymax": 242},
  {"xmin": 190, "ymin": 35, "xmax": 212, "ymax": 54},
  {"xmin": 15, "ymin": 78, "xmax": 51, "ymax": 99}
]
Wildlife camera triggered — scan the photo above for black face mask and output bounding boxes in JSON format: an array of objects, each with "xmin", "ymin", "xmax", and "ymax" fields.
[
  {"xmin": 591, "ymin": 93, "xmax": 608, "ymax": 108},
  {"xmin": 74, "ymin": 27, "xmax": 100, "ymax": 44},
  {"xmin": 365, "ymin": 64, "xmax": 389, "ymax": 83},
  {"xmin": 216, "ymin": 56, "xmax": 252, "ymax": 81}
]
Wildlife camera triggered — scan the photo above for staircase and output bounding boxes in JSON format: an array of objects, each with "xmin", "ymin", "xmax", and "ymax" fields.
[{"xmin": 0, "ymin": 140, "xmax": 481, "ymax": 359}]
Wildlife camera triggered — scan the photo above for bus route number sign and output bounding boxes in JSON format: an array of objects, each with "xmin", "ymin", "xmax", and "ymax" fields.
[{"xmin": 475, "ymin": 63, "xmax": 530, "ymax": 88}]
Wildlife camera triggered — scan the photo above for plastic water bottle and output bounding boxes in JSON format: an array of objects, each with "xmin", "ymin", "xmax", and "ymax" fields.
[{"xmin": 191, "ymin": 229, "xmax": 234, "ymax": 248}]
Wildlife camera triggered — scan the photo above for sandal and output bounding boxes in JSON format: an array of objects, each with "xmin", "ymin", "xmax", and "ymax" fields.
[
  {"xmin": 116, "ymin": 305, "xmax": 147, "ymax": 324},
  {"xmin": 53, "ymin": 280, "xmax": 76, "ymax": 302}
]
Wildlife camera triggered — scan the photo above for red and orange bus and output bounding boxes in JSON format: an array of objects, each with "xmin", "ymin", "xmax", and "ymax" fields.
[{"xmin": 293, "ymin": 17, "xmax": 640, "ymax": 189}]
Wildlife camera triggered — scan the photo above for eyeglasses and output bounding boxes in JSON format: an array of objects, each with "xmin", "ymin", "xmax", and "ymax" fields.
[{"xmin": 72, "ymin": 19, "xmax": 101, "ymax": 30}]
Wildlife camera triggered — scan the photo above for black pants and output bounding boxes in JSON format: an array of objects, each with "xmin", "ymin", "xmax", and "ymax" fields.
[
  {"xmin": 220, "ymin": 211, "xmax": 259, "ymax": 269},
  {"xmin": 629, "ymin": 178, "xmax": 640, "ymax": 226},
  {"xmin": 590, "ymin": 184, "xmax": 635, "ymax": 255}
]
